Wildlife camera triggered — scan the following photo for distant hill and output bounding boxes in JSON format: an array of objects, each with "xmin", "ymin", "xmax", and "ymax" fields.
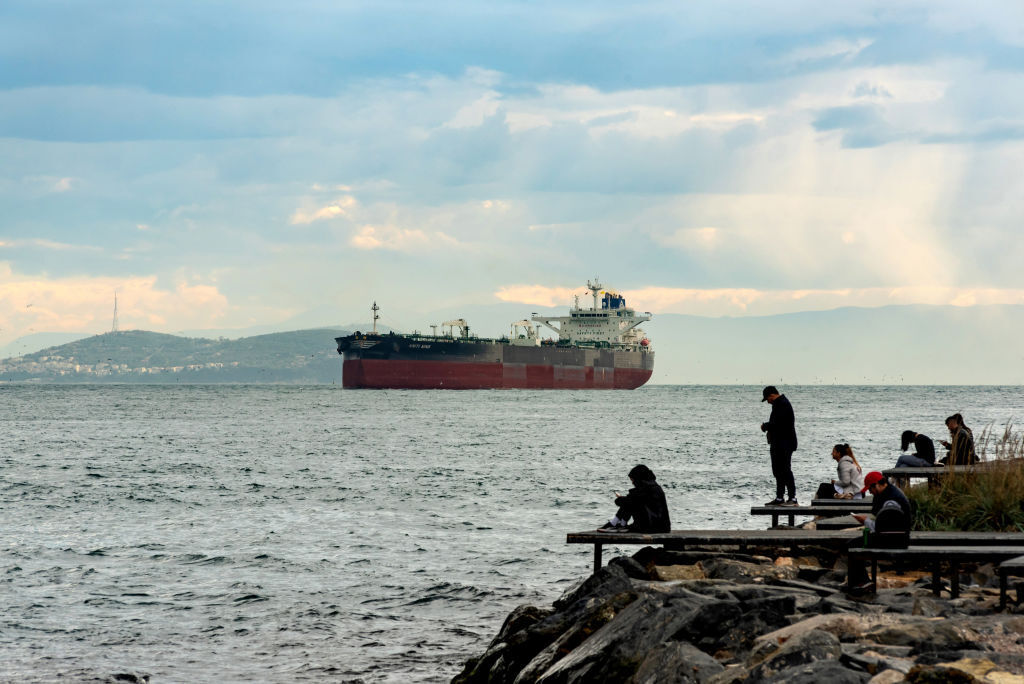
[{"xmin": 0, "ymin": 328, "xmax": 348, "ymax": 384}]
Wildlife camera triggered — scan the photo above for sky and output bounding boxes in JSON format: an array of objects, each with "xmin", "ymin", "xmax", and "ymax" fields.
[{"xmin": 2, "ymin": 1, "xmax": 1024, "ymax": 348}]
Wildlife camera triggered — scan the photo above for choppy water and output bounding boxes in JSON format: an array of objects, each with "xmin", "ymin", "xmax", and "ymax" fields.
[{"xmin": 2, "ymin": 384, "xmax": 1023, "ymax": 681}]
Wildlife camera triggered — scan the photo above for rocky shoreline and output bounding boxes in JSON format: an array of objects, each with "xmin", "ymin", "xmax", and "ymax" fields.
[{"xmin": 452, "ymin": 545, "xmax": 1024, "ymax": 683}]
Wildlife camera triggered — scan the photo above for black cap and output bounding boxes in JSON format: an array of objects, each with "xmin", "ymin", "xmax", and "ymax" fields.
[{"xmin": 761, "ymin": 386, "xmax": 778, "ymax": 402}]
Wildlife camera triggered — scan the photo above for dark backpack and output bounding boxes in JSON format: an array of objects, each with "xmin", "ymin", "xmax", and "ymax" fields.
[{"xmin": 869, "ymin": 500, "xmax": 910, "ymax": 549}]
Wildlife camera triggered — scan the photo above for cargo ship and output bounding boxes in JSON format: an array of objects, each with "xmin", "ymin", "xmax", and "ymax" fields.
[{"xmin": 335, "ymin": 280, "xmax": 654, "ymax": 389}]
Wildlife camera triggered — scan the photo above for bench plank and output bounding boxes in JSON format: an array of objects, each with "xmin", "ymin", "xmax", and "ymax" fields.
[{"xmin": 751, "ymin": 504, "xmax": 872, "ymax": 528}]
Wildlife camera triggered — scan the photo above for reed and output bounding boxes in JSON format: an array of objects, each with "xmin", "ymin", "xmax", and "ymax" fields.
[{"xmin": 907, "ymin": 423, "xmax": 1024, "ymax": 532}]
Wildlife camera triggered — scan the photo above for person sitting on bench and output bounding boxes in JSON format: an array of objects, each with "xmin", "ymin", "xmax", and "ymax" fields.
[
  {"xmin": 597, "ymin": 464, "xmax": 671, "ymax": 533},
  {"xmin": 896, "ymin": 430, "xmax": 936, "ymax": 467},
  {"xmin": 815, "ymin": 443, "xmax": 865, "ymax": 500},
  {"xmin": 852, "ymin": 471, "xmax": 911, "ymax": 528},
  {"xmin": 847, "ymin": 472, "xmax": 913, "ymax": 592}
]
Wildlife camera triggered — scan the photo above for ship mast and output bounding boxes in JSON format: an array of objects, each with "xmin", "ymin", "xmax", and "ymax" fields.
[
  {"xmin": 371, "ymin": 301, "xmax": 380, "ymax": 334},
  {"xmin": 586, "ymin": 278, "xmax": 603, "ymax": 310}
]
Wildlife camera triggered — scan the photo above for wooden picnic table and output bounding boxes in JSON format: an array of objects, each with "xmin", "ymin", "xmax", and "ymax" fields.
[{"xmin": 849, "ymin": 545, "xmax": 1024, "ymax": 598}]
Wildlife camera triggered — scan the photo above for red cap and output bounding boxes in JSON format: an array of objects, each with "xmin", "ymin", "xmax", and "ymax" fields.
[{"xmin": 861, "ymin": 471, "xmax": 884, "ymax": 493}]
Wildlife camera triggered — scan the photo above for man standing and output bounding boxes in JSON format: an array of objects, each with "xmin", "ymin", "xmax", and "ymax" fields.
[{"xmin": 760, "ymin": 385, "xmax": 798, "ymax": 506}]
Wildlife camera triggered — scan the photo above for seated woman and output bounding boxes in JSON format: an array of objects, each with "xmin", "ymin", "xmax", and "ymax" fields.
[
  {"xmin": 939, "ymin": 413, "xmax": 978, "ymax": 465},
  {"xmin": 816, "ymin": 444, "xmax": 865, "ymax": 499},
  {"xmin": 895, "ymin": 430, "xmax": 936, "ymax": 467}
]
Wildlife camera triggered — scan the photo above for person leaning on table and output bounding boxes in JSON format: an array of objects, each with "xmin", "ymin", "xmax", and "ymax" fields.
[
  {"xmin": 847, "ymin": 471, "xmax": 913, "ymax": 594},
  {"xmin": 852, "ymin": 471, "xmax": 911, "ymax": 528}
]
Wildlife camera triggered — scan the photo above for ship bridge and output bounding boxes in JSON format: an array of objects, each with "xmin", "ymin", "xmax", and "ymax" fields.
[{"xmin": 531, "ymin": 279, "xmax": 652, "ymax": 348}]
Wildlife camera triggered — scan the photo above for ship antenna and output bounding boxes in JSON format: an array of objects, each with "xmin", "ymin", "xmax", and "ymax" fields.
[
  {"xmin": 371, "ymin": 301, "xmax": 380, "ymax": 334},
  {"xmin": 111, "ymin": 291, "xmax": 119, "ymax": 333}
]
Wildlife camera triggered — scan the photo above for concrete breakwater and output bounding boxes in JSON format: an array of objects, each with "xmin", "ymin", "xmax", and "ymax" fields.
[{"xmin": 452, "ymin": 546, "xmax": 1024, "ymax": 683}]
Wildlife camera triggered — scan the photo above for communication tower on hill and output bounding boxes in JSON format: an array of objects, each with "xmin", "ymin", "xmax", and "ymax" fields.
[{"xmin": 111, "ymin": 292, "xmax": 119, "ymax": 333}]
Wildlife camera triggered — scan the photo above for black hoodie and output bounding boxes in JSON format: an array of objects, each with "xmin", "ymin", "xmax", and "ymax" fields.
[{"xmin": 614, "ymin": 465, "xmax": 671, "ymax": 532}]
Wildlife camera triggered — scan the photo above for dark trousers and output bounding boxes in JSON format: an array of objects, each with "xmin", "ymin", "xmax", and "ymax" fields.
[{"xmin": 770, "ymin": 445, "xmax": 796, "ymax": 500}]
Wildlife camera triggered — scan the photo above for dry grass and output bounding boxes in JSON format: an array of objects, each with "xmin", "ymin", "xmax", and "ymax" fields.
[{"xmin": 908, "ymin": 423, "xmax": 1024, "ymax": 532}]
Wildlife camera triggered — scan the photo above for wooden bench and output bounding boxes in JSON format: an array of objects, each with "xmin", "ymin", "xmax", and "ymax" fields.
[
  {"xmin": 882, "ymin": 465, "xmax": 980, "ymax": 489},
  {"xmin": 999, "ymin": 555, "xmax": 1024, "ymax": 609},
  {"xmin": 849, "ymin": 545, "xmax": 1024, "ymax": 598},
  {"xmin": 566, "ymin": 529, "xmax": 861, "ymax": 573},
  {"xmin": 750, "ymin": 504, "xmax": 872, "ymax": 528}
]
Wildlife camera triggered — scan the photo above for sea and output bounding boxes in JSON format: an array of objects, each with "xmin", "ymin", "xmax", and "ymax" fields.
[{"xmin": 2, "ymin": 384, "xmax": 1023, "ymax": 682}]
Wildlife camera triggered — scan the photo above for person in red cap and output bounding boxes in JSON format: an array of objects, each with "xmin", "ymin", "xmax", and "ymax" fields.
[
  {"xmin": 852, "ymin": 472, "xmax": 911, "ymax": 527},
  {"xmin": 847, "ymin": 472, "xmax": 913, "ymax": 594}
]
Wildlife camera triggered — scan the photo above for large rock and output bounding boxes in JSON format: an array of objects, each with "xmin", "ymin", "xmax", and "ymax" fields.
[
  {"xmin": 755, "ymin": 613, "xmax": 875, "ymax": 647},
  {"xmin": 511, "ymin": 591, "xmax": 639, "ymax": 683},
  {"xmin": 609, "ymin": 556, "xmax": 651, "ymax": 580},
  {"xmin": 535, "ymin": 594, "xmax": 714, "ymax": 683},
  {"xmin": 553, "ymin": 564, "xmax": 635, "ymax": 611},
  {"xmin": 698, "ymin": 558, "xmax": 799, "ymax": 583},
  {"xmin": 860, "ymin": 618, "xmax": 978, "ymax": 654},
  {"xmin": 653, "ymin": 565, "xmax": 707, "ymax": 581},
  {"xmin": 744, "ymin": 629, "xmax": 843, "ymax": 681},
  {"xmin": 765, "ymin": 660, "xmax": 870, "ymax": 683},
  {"xmin": 672, "ymin": 595, "xmax": 796, "ymax": 660},
  {"xmin": 630, "ymin": 641, "xmax": 725, "ymax": 684},
  {"xmin": 456, "ymin": 582, "xmax": 640, "ymax": 683}
]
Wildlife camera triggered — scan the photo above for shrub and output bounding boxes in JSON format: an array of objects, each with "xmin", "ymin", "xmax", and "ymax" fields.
[{"xmin": 907, "ymin": 423, "xmax": 1024, "ymax": 532}]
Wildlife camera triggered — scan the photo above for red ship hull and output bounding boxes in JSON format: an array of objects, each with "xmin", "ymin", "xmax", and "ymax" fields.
[{"xmin": 342, "ymin": 358, "xmax": 652, "ymax": 390}]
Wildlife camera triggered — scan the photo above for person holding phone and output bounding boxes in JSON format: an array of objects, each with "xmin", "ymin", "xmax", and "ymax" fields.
[{"xmin": 597, "ymin": 464, "xmax": 671, "ymax": 533}]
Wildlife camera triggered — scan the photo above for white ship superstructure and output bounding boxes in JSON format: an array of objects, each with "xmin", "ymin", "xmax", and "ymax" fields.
[{"xmin": 531, "ymin": 279, "xmax": 652, "ymax": 349}]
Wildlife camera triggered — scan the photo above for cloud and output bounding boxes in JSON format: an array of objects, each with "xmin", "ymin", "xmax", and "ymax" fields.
[
  {"xmin": 656, "ymin": 227, "xmax": 720, "ymax": 250},
  {"xmin": 494, "ymin": 285, "xmax": 579, "ymax": 308},
  {"xmin": 777, "ymin": 38, "xmax": 875, "ymax": 67},
  {"xmin": 349, "ymin": 225, "xmax": 458, "ymax": 251},
  {"xmin": 0, "ymin": 264, "xmax": 232, "ymax": 346},
  {"xmin": 290, "ymin": 196, "xmax": 358, "ymax": 225},
  {"xmin": 0, "ymin": 239, "xmax": 102, "ymax": 252},
  {"xmin": 496, "ymin": 283, "xmax": 1024, "ymax": 318}
]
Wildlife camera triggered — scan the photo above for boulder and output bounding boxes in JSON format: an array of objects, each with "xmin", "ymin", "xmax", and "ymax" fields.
[
  {"xmin": 609, "ymin": 556, "xmax": 651, "ymax": 580},
  {"xmin": 653, "ymin": 565, "xmax": 706, "ymax": 581},
  {"xmin": 698, "ymin": 558, "xmax": 799, "ymax": 583},
  {"xmin": 860, "ymin": 619, "xmax": 978, "ymax": 654},
  {"xmin": 512, "ymin": 591, "xmax": 640, "ymax": 683},
  {"xmin": 745, "ymin": 629, "xmax": 842, "ymax": 681},
  {"xmin": 553, "ymin": 564, "xmax": 635, "ymax": 611},
  {"xmin": 754, "ymin": 613, "xmax": 874, "ymax": 647},
  {"xmin": 535, "ymin": 594, "xmax": 713, "ymax": 684},
  {"xmin": 630, "ymin": 641, "xmax": 725, "ymax": 684},
  {"xmin": 764, "ymin": 659, "xmax": 870, "ymax": 683}
]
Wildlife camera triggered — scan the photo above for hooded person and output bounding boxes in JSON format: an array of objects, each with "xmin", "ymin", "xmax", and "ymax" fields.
[{"xmin": 597, "ymin": 464, "xmax": 671, "ymax": 533}]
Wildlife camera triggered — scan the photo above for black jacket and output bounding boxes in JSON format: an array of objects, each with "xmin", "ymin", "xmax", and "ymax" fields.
[
  {"xmin": 615, "ymin": 479, "xmax": 670, "ymax": 532},
  {"xmin": 871, "ymin": 482, "xmax": 911, "ymax": 520},
  {"xmin": 913, "ymin": 433, "xmax": 936, "ymax": 465},
  {"xmin": 763, "ymin": 394, "xmax": 798, "ymax": 452},
  {"xmin": 941, "ymin": 427, "xmax": 977, "ymax": 466}
]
